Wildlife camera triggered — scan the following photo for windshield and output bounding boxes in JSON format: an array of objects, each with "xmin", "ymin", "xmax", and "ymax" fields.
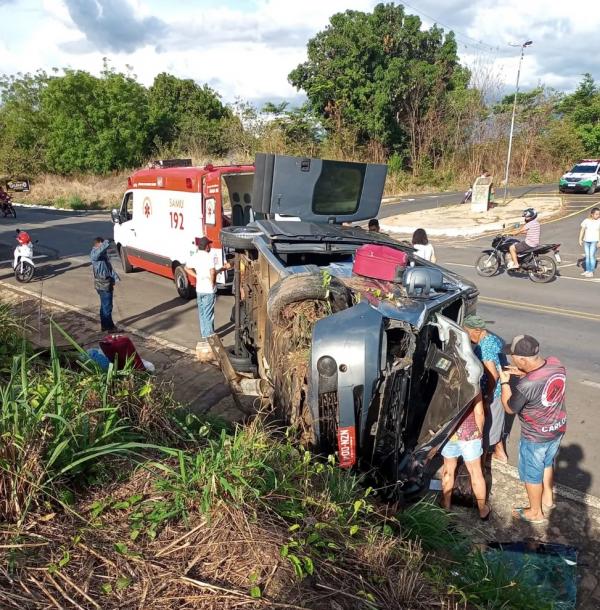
[{"xmin": 570, "ymin": 164, "xmax": 598, "ymax": 173}]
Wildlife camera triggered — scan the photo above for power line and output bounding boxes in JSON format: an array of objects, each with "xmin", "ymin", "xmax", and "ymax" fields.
[{"xmin": 400, "ymin": 1, "xmax": 503, "ymax": 54}]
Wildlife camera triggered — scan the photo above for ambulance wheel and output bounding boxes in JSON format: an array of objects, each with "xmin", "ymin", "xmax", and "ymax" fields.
[
  {"xmin": 174, "ymin": 265, "xmax": 195, "ymax": 300},
  {"xmin": 119, "ymin": 246, "xmax": 134, "ymax": 273},
  {"xmin": 220, "ymin": 226, "xmax": 262, "ymax": 250}
]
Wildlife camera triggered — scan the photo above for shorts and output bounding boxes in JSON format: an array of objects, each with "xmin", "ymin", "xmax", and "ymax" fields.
[
  {"xmin": 514, "ymin": 241, "xmax": 532, "ymax": 254},
  {"xmin": 441, "ymin": 438, "xmax": 483, "ymax": 462},
  {"xmin": 518, "ymin": 435, "xmax": 563, "ymax": 484}
]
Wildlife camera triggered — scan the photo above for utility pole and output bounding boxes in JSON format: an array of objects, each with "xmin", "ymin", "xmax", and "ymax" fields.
[{"xmin": 502, "ymin": 40, "xmax": 533, "ymax": 203}]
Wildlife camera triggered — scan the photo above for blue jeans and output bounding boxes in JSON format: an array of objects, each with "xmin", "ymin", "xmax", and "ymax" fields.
[
  {"xmin": 584, "ymin": 241, "xmax": 598, "ymax": 273},
  {"xmin": 518, "ymin": 435, "xmax": 563, "ymax": 484},
  {"xmin": 196, "ymin": 292, "xmax": 216, "ymax": 339},
  {"xmin": 96, "ymin": 289, "xmax": 115, "ymax": 330}
]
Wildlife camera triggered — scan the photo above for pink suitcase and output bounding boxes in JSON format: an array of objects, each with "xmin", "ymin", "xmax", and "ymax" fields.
[{"xmin": 353, "ymin": 244, "xmax": 408, "ymax": 282}]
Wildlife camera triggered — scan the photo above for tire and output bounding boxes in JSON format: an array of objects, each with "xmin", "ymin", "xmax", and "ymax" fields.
[
  {"xmin": 119, "ymin": 246, "xmax": 134, "ymax": 273},
  {"xmin": 528, "ymin": 255, "xmax": 557, "ymax": 283},
  {"xmin": 7, "ymin": 204, "xmax": 16, "ymax": 218},
  {"xmin": 226, "ymin": 347, "xmax": 256, "ymax": 374},
  {"xmin": 174, "ymin": 265, "xmax": 195, "ymax": 299},
  {"xmin": 475, "ymin": 252, "xmax": 500, "ymax": 277},
  {"xmin": 267, "ymin": 272, "xmax": 352, "ymax": 326},
  {"xmin": 14, "ymin": 260, "xmax": 34, "ymax": 283},
  {"xmin": 588, "ymin": 181, "xmax": 598, "ymax": 195},
  {"xmin": 220, "ymin": 226, "xmax": 263, "ymax": 250}
]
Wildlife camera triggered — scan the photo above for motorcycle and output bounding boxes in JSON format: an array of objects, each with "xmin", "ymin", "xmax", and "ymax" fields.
[
  {"xmin": 475, "ymin": 234, "xmax": 561, "ymax": 283},
  {"xmin": 461, "ymin": 186, "xmax": 472, "ymax": 204},
  {"xmin": 13, "ymin": 229, "xmax": 35, "ymax": 283},
  {"xmin": 1, "ymin": 195, "xmax": 16, "ymax": 218}
]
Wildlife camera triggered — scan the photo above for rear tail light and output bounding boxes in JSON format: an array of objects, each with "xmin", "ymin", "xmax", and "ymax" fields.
[{"xmin": 337, "ymin": 426, "xmax": 357, "ymax": 468}]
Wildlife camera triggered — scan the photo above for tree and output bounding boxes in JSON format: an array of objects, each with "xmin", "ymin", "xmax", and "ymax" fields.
[
  {"xmin": 288, "ymin": 2, "xmax": 463, "ymax": 169},
  {"xmin": 148, "ymin": 73, "xmax": 232, "ymax": 156},
  {"xmin": 0, "ymin": 70, "xmax": 50, "ymax": 175},
  {"xmin": 42, "ymin": 65, "xmax": 151, "ymax": 174}
]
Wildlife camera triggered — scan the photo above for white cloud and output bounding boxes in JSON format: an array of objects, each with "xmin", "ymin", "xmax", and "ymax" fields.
[{"xmin": 1, "ymin": 0, "xmax": 598, "ymax": 104}]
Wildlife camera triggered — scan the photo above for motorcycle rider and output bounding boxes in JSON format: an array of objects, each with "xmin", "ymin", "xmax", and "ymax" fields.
[
  {"xmin": 508, "ymin": 208, "xmax": 541, "ymax": 270},
  {"xmin": 13, "ymin": 230, "xmax": 33, "ymax": 269},
  {"xmin": 0, "ymin": 186, "xmax": 12, "ymax": 213}
]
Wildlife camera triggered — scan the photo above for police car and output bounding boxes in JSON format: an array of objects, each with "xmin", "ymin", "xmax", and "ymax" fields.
[{"xmin": 559, "ymin": 159, "xmax": 600, "ymax": 194}]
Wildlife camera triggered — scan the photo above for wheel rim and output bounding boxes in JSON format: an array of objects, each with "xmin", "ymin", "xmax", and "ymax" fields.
[
  {"xmin": 476, "ymin": 254, "xmax": 498, "ymax": 276},
  {"xmin": 530, "ymin": 256, "xmax": 555, "ymax": 282}
]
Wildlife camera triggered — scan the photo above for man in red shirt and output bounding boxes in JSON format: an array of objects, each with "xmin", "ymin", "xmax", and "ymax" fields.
[
  {"xmin": 500, "ymin": 335, "xmax": 566, "ymax": 524},
  {"xmin": 440, "ymin": 392, "xmax": 491, "ymax": 520}
]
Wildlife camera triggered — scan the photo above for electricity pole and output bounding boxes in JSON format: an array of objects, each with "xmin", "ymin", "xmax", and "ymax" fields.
[{"xmin": 502, "ymin": 40, "xmax": 533, "ymax": 203}]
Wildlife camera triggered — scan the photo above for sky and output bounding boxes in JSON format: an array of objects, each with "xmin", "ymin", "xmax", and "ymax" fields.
[{"xmin": 1, "ymin": 0, "xmax": 599, "ymax": 107}]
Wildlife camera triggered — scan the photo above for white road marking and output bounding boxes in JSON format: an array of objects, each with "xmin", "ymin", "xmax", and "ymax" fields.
[
  {"xmin": 0, "ymin": 254, "xmax": 48, "ymax": 264},
  {"xmin": 581, "ymin": 380, "xmax": 600, "ymax": 390}
]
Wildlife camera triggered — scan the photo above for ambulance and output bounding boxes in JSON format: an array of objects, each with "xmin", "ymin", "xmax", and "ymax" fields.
[{"xmin": 111, "ymin": 159, "xmax": 254, "ymax": 298}]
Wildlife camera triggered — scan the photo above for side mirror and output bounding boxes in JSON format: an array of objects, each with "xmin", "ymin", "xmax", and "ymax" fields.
[
  {"xmin": 513, "ymin": 222, "xmax": 520, "ymax": 229},
  {"xmin": 111, "ymin": 209, "xmax": 121, "ymax": 224}
]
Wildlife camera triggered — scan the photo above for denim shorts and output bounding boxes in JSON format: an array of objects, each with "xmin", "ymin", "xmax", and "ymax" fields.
[
  {"xmin": 441, "ymin": 438, "xmax": 483, "ymax": 462},
  {"xmin": 518, "ymin": 435, "xmax": 563, "ymax": 484}
]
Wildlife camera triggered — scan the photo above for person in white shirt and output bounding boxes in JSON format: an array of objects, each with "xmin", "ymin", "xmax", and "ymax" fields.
[
  {"xmin": 185, "ymin": 237, "xmax": 230, "ymax": 340},
  {"xmin": 579, "ymin": 207, "xmax": 600, "ymax": 277},
  {"xmin": 411, "ymin": 228, "xmax": 436, "ymax": 263}
]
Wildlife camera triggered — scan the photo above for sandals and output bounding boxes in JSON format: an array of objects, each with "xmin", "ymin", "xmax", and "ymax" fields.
[{"xmin": 513, "ymin": 507, "xmax": 548, "ymax": 525}]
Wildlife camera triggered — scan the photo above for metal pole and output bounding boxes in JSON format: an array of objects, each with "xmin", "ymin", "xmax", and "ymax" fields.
[{"xmin": 502, "ymin": 44, "xmax": 527, "ymax": 203}]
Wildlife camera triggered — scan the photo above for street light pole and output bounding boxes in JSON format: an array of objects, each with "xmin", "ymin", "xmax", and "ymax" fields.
[{"xmin": 502, "ymin": 40, "xmax": 533, "ymax": 203}]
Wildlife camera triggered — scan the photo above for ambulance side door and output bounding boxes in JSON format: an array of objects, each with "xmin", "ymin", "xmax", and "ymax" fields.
[
  {"xmin": 202, "ymin": 172, "xmax": 226, "ymax": 284},
  {"xmin": 114, "ymin": 190, "xmax": 135, "ymax": 247}
]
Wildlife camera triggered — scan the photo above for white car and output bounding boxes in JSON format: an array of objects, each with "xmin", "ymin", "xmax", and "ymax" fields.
[{"xmin": 559, "ymin": 159, "xmax": 600, "ymax": 194}]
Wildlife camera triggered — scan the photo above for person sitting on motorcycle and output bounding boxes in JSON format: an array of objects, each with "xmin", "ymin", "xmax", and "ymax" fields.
[
  {"xmin": 0, "ymin": 186, "xmax": 11, "ymax": 211},
  {"xmin": 508, "ymin": 208, "xmax": 541, "ymax": 269}
]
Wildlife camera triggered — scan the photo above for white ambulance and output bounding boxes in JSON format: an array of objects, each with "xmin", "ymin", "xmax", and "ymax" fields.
[{"xmin": 111, "ymin": 159, "xmax": 254, "ymax": 298}]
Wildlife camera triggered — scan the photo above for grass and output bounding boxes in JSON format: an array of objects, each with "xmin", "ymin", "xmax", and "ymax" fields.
[{"xmin": 0, "ymin": 303, "xmax": 568, "ymax": 609}]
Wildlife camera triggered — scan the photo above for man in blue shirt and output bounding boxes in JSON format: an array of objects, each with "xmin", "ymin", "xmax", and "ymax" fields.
[
  {"xmin": 463, "ymin": 314, "xmax": 508, "ymax": 463},
  {"xmin": 90, "ymin": 237, "xmax": 120, "ymax": 332}
]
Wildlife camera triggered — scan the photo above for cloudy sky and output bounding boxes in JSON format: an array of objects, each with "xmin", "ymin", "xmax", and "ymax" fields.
[{"xmin": 1, "ymin": 0, "xmax": 598, "ymax": 106}]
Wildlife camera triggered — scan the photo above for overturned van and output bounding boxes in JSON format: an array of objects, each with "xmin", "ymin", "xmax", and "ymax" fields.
[{"xmin": 221, "ymin": 154, "xmax": 482, "ymax": 495}]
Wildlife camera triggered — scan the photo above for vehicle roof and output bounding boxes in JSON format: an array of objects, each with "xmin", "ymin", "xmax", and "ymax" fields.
[{"xmin": 129, "ymin": 163, "xmax": 254, "ymax": 192}]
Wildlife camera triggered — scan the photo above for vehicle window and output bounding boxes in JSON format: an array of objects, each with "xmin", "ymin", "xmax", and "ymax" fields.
[
  {"xmin": 571, "ymin": 164, "xmax": 597, "ymax": 173},
  {"xmin": 312, "ymin": 161, "xmax": 365, "ymax": 216},
  {"xmin": 122, "ymin": 192, "xmax": 133, "ymax": 220}
]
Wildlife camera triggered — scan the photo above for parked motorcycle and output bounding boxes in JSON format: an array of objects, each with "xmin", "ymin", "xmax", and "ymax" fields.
[
  {"xmin": 475, "ymin": 234, "xmax": 561, "ymax": 283},
  {"xmin": 461, "ymin": 186, "xmax": 472, "ymax": 204},
  {"xmin": 1, "ymin": 195, "xmax": 16, "ymax": 218},
  {"xmin": 13, "ymin": 229, "xmax": 35, "ymax": 282}
]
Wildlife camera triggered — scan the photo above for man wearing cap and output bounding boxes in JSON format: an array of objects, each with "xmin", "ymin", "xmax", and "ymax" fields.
[
  {"xmin": 185, "ymin": 237, "xmax": 231, "ymax": 349},
  {"xmin": 463, "ymin": 314, "xmax": 508, "ymax": 464},
  {"xmin": 499, "ymin": 335, "xmax": 567, "ymax": 524}
]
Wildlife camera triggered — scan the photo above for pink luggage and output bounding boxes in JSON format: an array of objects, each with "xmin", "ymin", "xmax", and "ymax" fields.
[{"xmin": 353, "ymin": 244, "xmax": 408, "ymax": 282}]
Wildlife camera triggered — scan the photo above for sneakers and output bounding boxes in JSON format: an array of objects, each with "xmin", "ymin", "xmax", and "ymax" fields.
[
  {"xmin": 506, "ymin": 261, "xmax": 518, "ymax": 270},
  {"xmin": 583, "ymin": 271, "xmax": 594, "ymax": 278}
]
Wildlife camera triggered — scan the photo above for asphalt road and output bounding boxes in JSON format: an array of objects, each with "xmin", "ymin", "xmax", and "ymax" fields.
[{"xmin": 1, "ymin": 186, "xmax": 599, "ymax": 496}]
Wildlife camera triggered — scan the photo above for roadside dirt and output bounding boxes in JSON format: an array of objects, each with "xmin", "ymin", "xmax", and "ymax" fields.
[{"xmin": 381, "ymin": 196, "xmax": 562, "ymax": 237}]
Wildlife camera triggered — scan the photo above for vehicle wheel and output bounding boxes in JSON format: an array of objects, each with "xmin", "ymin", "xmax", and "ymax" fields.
[
  {"xmin": 174, "ymin": 265, "xmax": 195, "ymax": 299},
  {"xmin": 529, "ymin": 255, "xmax": 557, "ymax": 283},
  {"xmin": 14, "ymin": 261, "xmax": 34, "ymax": 283},
  {"xmin": 475, "ymin": 253, "xmax": 500, "ymax": 277},
  {"xmin": 7, "ymin": 205, "xmax": 16, "ymax": 219},
  {"xmin": 119, "ymin": 245, "xmax": 134, "ymax": 273},
  {"xmin": 225, "ymin": 347, "xmax": 256, "ymax": 374},
  {"xmin": 588, "ymin": 182, "xmax": 597, "ymax": 195},
  {"xmin": 267, "ymin": 272, "xmax": 352, "ymax": 326},
  {"xmin": 220, "ymin": 226, "xmax": 263, "ymax": 250}
]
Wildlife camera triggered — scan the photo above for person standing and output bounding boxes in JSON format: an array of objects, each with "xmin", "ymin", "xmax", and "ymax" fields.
[
  {"xmin": 579, "ymin": 207, "xmax": 600, "ymax": 277},
  {"xmin": 440, "ymin": 393, "xmax": 491, "ymax": 520},
  {"xmin": 90, "ymin": 237, "xmax": 120, "ymax": 332},
  {"xmin": 499, "ymin": 335, "xmax": 567, "ymax": 524},
  {"xmin": 368, "ymin": 218, "xmax": 380, "ymax": 232},
  {"xmin": 185, "ymin": 237, "xmax": 231, "ymax": 344},
  {"xmin": 411, "ymin": 228, "xmax": 437, "ymax": 262},
  {"xmin": 463, "ymin": 315, "xmax": 508, "ymax": 463}
]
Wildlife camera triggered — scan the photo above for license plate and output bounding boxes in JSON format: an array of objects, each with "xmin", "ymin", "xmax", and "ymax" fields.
[
  {"xmin": 567, "ymin": 183, "xmax": 577, "ymax": 187},
  {"xmin": 337, "ymin": 426, "xmax": 357, "ymax": 468},
  {"xmin": 555, "ymin": 252, "xmax": 562, "ymax": 263}
]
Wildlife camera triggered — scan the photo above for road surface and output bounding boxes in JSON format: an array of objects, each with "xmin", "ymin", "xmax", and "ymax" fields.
[{"xmin": 1, "ymin": 185, "xmax": 598, "ymax": 496}]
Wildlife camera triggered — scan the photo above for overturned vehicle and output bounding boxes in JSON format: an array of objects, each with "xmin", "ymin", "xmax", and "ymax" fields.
[{"xmin": 221, "ymin": 154, "xmax": 482, "ymax": 495}]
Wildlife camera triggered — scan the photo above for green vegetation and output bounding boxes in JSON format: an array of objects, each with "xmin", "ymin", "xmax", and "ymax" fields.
[
  {"xmin": 1, "ymin": 4, "xmax": 598, "ymax": 193},
  {"xmin": 0, "ymin": 303, "xmax": 566, "ymax": 608}
]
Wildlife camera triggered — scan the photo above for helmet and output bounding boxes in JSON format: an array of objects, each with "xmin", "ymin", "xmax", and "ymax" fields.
[
  {"xmin": 522, "ymin": 208, "xmax": 537, "ymax": 221},
  {"xmin": 16, "ymin": 231, "xmax": 31, "ymax": 245}
]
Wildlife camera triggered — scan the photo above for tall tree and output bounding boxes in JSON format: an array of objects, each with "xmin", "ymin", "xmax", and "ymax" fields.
[{"xmin": 288, "ymin": 2, "xmax": 463, "ymax": 169}]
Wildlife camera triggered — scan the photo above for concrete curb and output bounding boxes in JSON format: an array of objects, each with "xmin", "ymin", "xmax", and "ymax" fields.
[
  {"xmin": 12, "ymin": 201, "xmax": 110, "ymax": 215},
  {"xmin": 0, "ymin": 279, "xmax": 195, "ymax": 356},
  {"xmin": 2, "ymin": 280, "xmax": 598, "ymax": 510}
]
